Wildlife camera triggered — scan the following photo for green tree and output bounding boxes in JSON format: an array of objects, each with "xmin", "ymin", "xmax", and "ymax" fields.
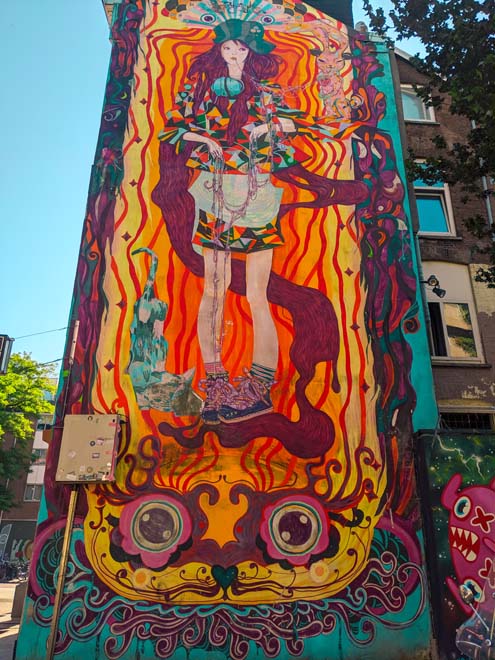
[
  {"xmin": 0, "ymin": 353, "xmax": 56, "ymax": 510},
  {"xmin": 362, "ymin": 0, "xmax": 495, "ymax": 284}
]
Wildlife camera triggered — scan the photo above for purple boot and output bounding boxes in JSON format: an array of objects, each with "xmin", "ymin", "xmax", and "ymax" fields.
[
  {"xmin": 198, "ymin": 373, "xmax": 237, "ymax": 424},
  {"xmin": 218, "ymin": 369, "xmax": 273, "ymax": 423}
]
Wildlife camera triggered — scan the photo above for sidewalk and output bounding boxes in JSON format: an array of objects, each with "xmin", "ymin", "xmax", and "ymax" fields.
[{"xmin": 0, "ymin": 582, "xmax": 20, "ymax": 660}]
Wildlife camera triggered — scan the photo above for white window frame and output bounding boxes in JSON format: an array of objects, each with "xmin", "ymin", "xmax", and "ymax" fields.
[
  {"xmin": 24, "ymin": 484, "xmax": 43, "ymax": 502},
  {"xmin": 414, "ymin": 162, "xmax": 456, "ymax": 236},
  {"xmin": 423, "ymin": 262, "xmax": 484, "ymax": 364},
  {"xmin": 400, "ymin": 84, "xmax": 436, "ymax": 123}
]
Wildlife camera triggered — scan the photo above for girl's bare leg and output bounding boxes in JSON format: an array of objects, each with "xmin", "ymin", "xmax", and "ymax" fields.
[
  {"xmin": 197, "ymin": 248, "xmax": 231, "ymax": 366},
  {"xmin": 197, "ymin": 249, "xmax": 235, "ymax": 424},
  {"xmin": 245, "ymin": 249, "xmax": 278, "ymax": 370},
  {"xmin": 218, "ymin": 249, "xmax": 277, "ymax": 423}
]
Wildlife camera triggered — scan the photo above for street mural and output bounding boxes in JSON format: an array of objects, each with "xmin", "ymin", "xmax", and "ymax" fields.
[
  {"xmin": 421, "ymin": 432, "xmax": 495, "ymax": 660},
  {"xmin": 16, "ymin": 1, "xmax": 435, "ymax": 658}
]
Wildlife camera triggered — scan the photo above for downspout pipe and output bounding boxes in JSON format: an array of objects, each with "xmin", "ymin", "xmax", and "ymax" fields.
[{"xmin": 471, "ymin": 120, "xmax": 494, "ymax": 236}]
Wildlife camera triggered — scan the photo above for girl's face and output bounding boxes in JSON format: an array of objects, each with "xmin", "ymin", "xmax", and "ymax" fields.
[{"xmin": 220, "ymin": 40, "xmax": 250, "ymax": 67}]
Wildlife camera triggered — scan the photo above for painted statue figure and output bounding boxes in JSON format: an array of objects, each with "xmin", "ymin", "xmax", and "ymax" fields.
[{"xmin": 127, "ymin": 247, "xmax": 202, "ymax": 415}]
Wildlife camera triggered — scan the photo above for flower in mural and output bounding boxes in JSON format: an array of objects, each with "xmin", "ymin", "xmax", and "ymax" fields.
[
  {"xmin": 260, "ymin": 495, "xmax": 329, "ymax": 566},
  {"xmin": 119, "ymin": 494, "xmax": 192, "ymax": 568}
]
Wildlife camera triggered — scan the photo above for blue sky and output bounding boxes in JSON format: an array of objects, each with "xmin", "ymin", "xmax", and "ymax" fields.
[
  {"xmin": 0, "ymin": 2, "xmax": 111, "ymax": 367},
  {"xmin": 0, "ymin": 1, "xmax": 420, "ymax": 369}
]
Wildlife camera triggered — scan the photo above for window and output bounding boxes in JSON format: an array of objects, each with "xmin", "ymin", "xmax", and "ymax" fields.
[
  {"xmin": 24, "ymin": 484, "xmax": 43, "ymax": 502},
  {"xmin": 400, "ymin": 85, "xmax": 435, "ymax": 122},
  {"xmin": 429, "ymin": 301, "xmax": 477, "ymax": 358},
  {"xmin": 439, "ymin": 412, "xmax": 494, "ymax": 431},
  {"xmin": 32, "ymin": 448, "xmax": 47, "ymax": 465},
  {"xmin": 423, "ymin": 262, "xmax": 483, "ymax": 362},
  {"xmin": 414, "ymin": 175, "xmax": 455, "ymax": 235}
]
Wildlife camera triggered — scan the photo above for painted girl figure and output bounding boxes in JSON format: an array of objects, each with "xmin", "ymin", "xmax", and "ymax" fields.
[{"xmin": 157, "ymin": 19, "xmax": 305, "ymax": 424}]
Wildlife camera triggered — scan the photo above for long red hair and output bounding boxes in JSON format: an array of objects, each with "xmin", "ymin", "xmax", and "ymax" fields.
[{"xmin": 188, "ymin": 41, "xmax": 281, "ymax": 145}]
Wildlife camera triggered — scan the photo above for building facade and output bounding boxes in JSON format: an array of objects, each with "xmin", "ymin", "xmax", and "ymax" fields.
[
  {"xmin": 16, "ymin": 3, "xmax": 442, "ymax": 659},
  {"xmin": 0, "ymin": 414, "xmax": 51, "ymax": 565},
  {"xmin": 397, "ymin": 52, "xmax": 495, "ymax": 660}
]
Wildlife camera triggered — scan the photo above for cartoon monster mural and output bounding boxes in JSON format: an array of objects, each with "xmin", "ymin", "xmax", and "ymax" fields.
[
  {"xmin": 442, "ymin": 473, "xmax": 495, "ymax": 613},
  {"xmin": 419, "ymin": 431, "xmax": 495, "ymax": 660},
  {"xmin": 16, "ymin": 1, "xmax": 436, "ymax": 659}
]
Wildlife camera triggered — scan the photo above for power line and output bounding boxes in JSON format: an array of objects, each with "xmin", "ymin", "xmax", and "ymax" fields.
[{"xmin": 14, "ymin": 327, "xmax": 68, "ymax": 340}]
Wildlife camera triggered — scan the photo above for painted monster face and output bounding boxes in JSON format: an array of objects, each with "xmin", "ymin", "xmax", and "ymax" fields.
[
  {"xmin": 83, "ymin": 432, "xmax": 385, "ymax": 603},
  {"xmin": 442, "ymin": 473, "xmax": 495, "ymax": 605}
]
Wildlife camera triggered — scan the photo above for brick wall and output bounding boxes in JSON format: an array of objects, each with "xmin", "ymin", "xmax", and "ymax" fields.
[{"xmin": 397, "ymin": 54, "xmax": 495, "ymax": 412}]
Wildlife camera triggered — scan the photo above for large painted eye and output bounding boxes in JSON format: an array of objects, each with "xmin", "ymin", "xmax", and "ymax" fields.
[
  {"xmin": 271, "ymin": 504, "xmax": 321, "ymax": 554},
  {"xmin": 200, "ymin": 13, "xmax": 216, "ymax": 23},
  {"xmin": 260, "ymin": 496, "xmax": 329, "ymax": 566},
  {"xmin": 133, "ymin": 501, "xmax": 182, "ymax": 551},
  {"xmin": 260, "ymin": 14, "xmax": 275, "ymax": 25},
  {"xmin": 454, "ymin": 496, "xmax": 472, "ymax": 519},
  {"xmin": 119, "ymin": 495, "xmax": 192, "ymax": 568}
]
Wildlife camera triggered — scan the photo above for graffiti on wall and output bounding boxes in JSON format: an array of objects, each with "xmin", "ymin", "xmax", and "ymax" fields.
[
  {"xmin": 0, "ymin": 522, "xmax": 35, "ymax": 563},
  {"xmin": 17, "ymin": 1, "xmax": 433, "ymax": 658},
  {"xmin": 421, "ymin": 431, "xmax": 495, "ymax": 660}
]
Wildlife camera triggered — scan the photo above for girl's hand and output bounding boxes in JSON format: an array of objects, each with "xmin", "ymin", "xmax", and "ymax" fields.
[
  {"xmin": 183, "ymin": 131, "xmax": 223, "ymax": 159},
  {"xmin": 203, "ymin": 137, "xmax": 223, "ymax": 159},
  {"xmin": 250, "ymin": 123, "xmax": 269, "ymax": 141}
]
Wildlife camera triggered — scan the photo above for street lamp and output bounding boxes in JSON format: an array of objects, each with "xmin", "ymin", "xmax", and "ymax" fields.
[{"xmin": 421, "ymin": 274, "xmax": 446, "ymax": 298}]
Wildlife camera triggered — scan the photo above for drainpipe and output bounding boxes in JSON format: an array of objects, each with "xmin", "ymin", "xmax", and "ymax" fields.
[
  {"xmin": 471, "ymin": 121, "xmax": 494, "ymax": 235},
  {"xmin": 389, "ymin": 48, "xmax": 434, "ymax": 351}
]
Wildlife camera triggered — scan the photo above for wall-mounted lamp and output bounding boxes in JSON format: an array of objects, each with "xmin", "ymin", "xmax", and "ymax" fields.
[{"xmin": 421, "ymin": 275, "xmax": 446, "ymax": 298}]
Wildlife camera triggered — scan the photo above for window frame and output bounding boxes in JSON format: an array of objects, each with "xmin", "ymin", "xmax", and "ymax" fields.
[
  {"xmin": 414, "ymin": 165, "xmax": 456, "ymax": 237},
  {"xmin": 400, "ymin": 84, "xmax": 436, "ymax": 123},
  {"xmin": 32, "ymin": 448, "xmax": 47, "ymax": 465},
  {"xmin": 428, "ymin": 301, "xmax": 481, "ymax": 361},
  {"xmin": 423, "ymin": 262, "xmax": 484, "ymax": 364},
  {"xmin": 24, "ymin": 484, "xmax": 43, "ymax": 502}
]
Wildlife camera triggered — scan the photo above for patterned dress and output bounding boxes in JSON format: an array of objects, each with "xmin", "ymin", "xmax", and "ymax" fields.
[{"xmin": 159, "ymin": 83, "xmax": 306, "ymax": 253}]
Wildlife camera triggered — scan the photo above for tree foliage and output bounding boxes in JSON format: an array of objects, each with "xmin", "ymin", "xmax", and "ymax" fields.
[
  {"xmin": 0, "ymin": 353, "xmax": 56, "ymax": 510},
  {"xmin": 362, "ymin": 0, "xmax": 495, "ymax": 284}
]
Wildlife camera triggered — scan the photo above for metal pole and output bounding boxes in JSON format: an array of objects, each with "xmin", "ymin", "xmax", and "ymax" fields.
[{"xmin": 46, "ymin": 485, "xmax": 79, "ymax": 659}]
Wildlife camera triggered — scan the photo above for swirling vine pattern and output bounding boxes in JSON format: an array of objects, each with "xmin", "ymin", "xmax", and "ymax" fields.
[{"xmin": 31, "ymin": 527, "xmax": 426, "ymax": 659}]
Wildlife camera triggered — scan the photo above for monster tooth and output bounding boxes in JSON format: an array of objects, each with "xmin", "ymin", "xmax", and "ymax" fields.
[{"xmin": 467, "ymin": 550, "xmax": 476, "ymax": 562}]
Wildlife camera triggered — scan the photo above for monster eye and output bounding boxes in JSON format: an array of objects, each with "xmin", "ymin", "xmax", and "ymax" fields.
[
  {"xmin": 201, "ymin": 13, "xmax": 216, "ymax": 23},
  {"xmin": 454, "ymin": 496, "xmax": 472, "ymax": 519},
  {"xmin": 120, "ymin": 495, "xmax": 192, "ymax": 568},
  {"xmin": 260, "ymin": 14, "xmax": 275, "ymax": 24},
  {"xmin": 462, "ymin": 579, "xmax": 484, "ymax": 603},
  {"xmin": 260, "ymin": 496, "xmax": 329, "ymax": 566},
  {"xmin": 271, "ymin": 504, "xmax": 321, "ymax": 554},
  {"xmin": 132, "ymin": 501, "xmax": 183, "ymax": 551}
]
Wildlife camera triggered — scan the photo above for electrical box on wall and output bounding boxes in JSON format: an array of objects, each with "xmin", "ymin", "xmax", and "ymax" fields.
[{"xmin": 55, "ymin": 414, "xmax": 122, "ymax": 483}]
